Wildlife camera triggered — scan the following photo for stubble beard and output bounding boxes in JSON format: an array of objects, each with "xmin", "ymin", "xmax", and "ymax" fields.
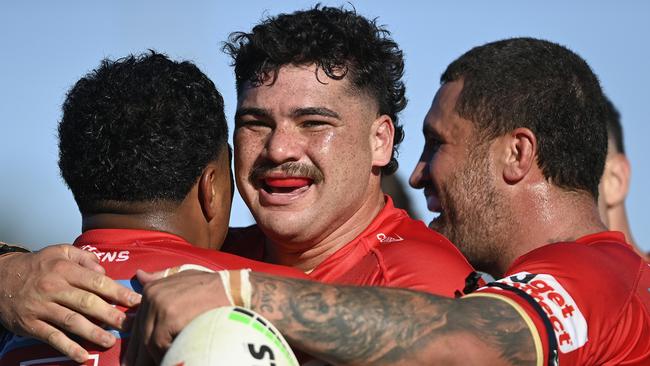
[{"xmin": 436, "ymin": 148, "xmax": 512, "ymax": 277}]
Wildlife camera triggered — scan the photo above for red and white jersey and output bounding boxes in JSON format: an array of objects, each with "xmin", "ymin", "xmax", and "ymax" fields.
[
  {"xmin": 223, "ymin": 195, "xmax": 478, "ymax": 298},
  {"xmin": 468, "ymin": 231, "xmax": 650, "ymax": 366},
  {"xmin": 0, "ymin": 229, "xmax": 308, "ymax": 366}
]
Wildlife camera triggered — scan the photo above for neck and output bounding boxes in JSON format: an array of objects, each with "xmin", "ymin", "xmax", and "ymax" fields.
[
  {"xmin": 494, "ymin": 183, "xmax": 608, "ymax": 277},
  {"xmin": 263, "ymin": 190, "xmax": 386, "ymax": 272},
  {"xmin": 81, "ymin": 201, "xmax": 214, "ymax": 250}
]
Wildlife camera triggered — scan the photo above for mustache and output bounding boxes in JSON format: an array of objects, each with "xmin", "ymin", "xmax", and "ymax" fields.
[{"xmin": 248, "ymin": 161, "xmax": 325, "ymax": 186}]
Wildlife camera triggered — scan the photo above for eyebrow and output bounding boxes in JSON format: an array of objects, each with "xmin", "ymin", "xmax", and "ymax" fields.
[
  {"xmin": 290, "ymin": 107, "xmax": 340, "ymax": 119},
  {"xmin": 235, "ymin": 107, "xmax": 271, "ymax": 121},
  {"xmin": 235, "ymin": 106, "xmax": 341, "ymax": 121}
]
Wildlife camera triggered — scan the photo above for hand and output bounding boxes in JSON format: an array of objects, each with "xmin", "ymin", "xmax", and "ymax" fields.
[
  {"xmin": 0, "ymin": 244, "xmax": 141, "ymax": 362},
  {"xmin": 123, "ymin": 269, "xmax": 231, "ymax": 365}
]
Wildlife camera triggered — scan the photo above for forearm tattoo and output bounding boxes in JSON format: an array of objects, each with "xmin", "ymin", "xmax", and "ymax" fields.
[{"xmin": 250, "ymin": 273, "xmax": 536, "ymax": 366}]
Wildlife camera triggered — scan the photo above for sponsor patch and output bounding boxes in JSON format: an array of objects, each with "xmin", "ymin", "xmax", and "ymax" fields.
[
  {"xmin": 80, "ymin": 245, "xmax": 130, "ymax": 263},
  {"xmin": 495, "ymin": 272, "xmax": 588, "ymax": 353}
]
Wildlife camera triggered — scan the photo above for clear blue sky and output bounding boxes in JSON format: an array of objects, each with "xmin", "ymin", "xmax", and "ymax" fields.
[{"xmin": 1, "ymin": 0, "xmax": 648, "ymax": 251}]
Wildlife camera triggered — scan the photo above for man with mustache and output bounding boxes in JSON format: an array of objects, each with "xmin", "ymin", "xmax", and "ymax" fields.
[
  {"xmin": 0, "ymin": 51, "xmax": 308, "ymax": 365},
  {"xmin": 219, "ymin": 5, "xmax": 476, "ymax": 291},
  {"xmin": 137, "ymin": 38, "xmax": 650, "ymax": 365},
  {"xmin": 0, "ymin": 6, "xmax": 477, "ymax": 362}
]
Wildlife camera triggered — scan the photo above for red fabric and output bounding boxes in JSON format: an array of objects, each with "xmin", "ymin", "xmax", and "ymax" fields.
[
  {"xmin": 476, "ymin": 231, "xmax": 650, "ymax": 365},
  {"xmin": 224, "ymin": 196, "xmax": 476, "ymax": 297},
  {"xmin": 0, "ymin": 229, "xmax": 307, "ymax": 366}
]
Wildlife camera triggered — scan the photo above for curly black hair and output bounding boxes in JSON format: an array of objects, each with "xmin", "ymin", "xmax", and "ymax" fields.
[
  {"xmin": 58, "ymin": 51, "xmax": 228, "ymax": 214},
  {"xmin": 223, "ymin": 5, "xmax": 406, "ymax": 175},
  {"xmin": 441, "ymin": 37, "xmax": 608, "ymax": 198}
]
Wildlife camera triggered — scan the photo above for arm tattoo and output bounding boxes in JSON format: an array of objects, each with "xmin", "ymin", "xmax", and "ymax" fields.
[{"xmin": 250, "ymin": 273, "xmax": 537, "ymax": 366}]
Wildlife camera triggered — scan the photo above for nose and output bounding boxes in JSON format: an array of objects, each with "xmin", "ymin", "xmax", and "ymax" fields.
[
  {"xmin": 265, "ymin": 126, "xmax": 303, "ymax": 164},
  {"xmin": 409, "ymin": 159, "xmax": 430, "ymax": 189}
]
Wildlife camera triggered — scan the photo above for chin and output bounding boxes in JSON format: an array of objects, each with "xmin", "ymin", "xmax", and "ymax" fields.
[{"xmin": 256, "ymin": 213, "xmax": 312, "ymax": 242}]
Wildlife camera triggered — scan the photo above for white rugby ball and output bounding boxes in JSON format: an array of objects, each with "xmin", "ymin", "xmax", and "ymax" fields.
[{"xmin": 161, "ymin": 306, "xmax": 299, "ymax": 366}]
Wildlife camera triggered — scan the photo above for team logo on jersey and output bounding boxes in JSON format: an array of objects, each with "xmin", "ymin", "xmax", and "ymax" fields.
[
  {"xmin": 496, "ymin": 272, "xmax": 588, "ymax": 354},
  {"xmin": 376, "ymin": 233, "xmax": 404, "ymax": 243},
  {"xmin": 80, "ymin": 245, "xmax": 130, "ymax": 263}
]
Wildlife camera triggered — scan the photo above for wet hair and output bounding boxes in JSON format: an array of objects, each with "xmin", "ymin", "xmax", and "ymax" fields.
[
  {"xmin": 441, "ymin": 37, "xmax": 608, "ymax": 198},
  {"xmin": 604, "ymin": 96, "xmax": 625, "ymax": 154},
  {"xmin": 223, "ymin": 5, "xmax": 406, "ymax": 175},
  {"xmin": 58, "ymin": 51, "xmax": 228, "ymax": 214}
]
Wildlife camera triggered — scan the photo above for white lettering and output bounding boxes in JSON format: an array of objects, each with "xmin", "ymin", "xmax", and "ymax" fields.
[{"xmin": 487, "ymin": 272, "xmax": 588, "ymax": 353}]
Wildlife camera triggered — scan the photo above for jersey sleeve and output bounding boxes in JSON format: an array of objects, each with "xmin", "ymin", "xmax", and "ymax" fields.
[{"xmin": 472, "ymin": 242, "xmax": 650, "ymax": 365}]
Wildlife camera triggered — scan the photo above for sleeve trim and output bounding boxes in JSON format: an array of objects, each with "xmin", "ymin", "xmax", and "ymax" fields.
[{"xmin": 464, "ymin": 292, "xmax": 544, "ymax": 366}]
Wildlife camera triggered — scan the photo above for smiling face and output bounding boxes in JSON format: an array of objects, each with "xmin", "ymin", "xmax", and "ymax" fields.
[
  {"xmin": 234, "ymin": 64, "xmax": 391, "ymax": 246},
  {"xmin": 409, "ymin": 81, "xmax": 510, "ymax": 272}
]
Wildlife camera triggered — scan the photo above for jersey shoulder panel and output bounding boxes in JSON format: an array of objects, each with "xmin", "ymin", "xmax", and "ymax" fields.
[
  {"xmin": 333, "ymin": 212, "xmax": 475, "ymax": 297},
  {"xmin": 478, "ymin": 235, "xmax": 650, "ymax": 365}
]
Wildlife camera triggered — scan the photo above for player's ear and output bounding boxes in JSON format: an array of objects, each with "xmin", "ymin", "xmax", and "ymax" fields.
[
  {"xmin": 601, "ymin": 153, "xmax": 631, "ymax": 207},
  {"xmin": 502, "ymin": 127, "xmax": 536, "ymax": 184},
  {"xmin": 198, "ymin": 163, "xmax": 219, "ymax": 221},
  {"xmin": 370, "ymin": 114, "xmax": 395, "ymax": 168}
]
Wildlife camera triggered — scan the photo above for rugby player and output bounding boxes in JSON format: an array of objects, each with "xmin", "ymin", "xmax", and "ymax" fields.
[
  {"xmin": 597, "ymin": 96, "xmax": 647, "ymax": 258},
  {"xmin": 219, "ymin": 5, "xmax": 476, "ymax": 291},
  {"xmin": 0, "ymin": 6, "xmax": 478, "ymax": 363},
  {"xmin": 0, "ymin": 52, "xmax": 307, "ymax": 365},
  {"xmin": 137, "ymin": 38, "xmax": 650, "ymax": 365}
]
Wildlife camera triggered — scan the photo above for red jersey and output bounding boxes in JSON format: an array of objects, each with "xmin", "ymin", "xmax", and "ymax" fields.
[
  {"xmin": 223, "ymin": 196, "xmax": 478, "ymax": 297},
  {"xmin": 468, "ymin": 231, "xmax": 650, "ymax": 366},
  {"xmin": 0, "ymin": 229, "xmax": 307, "ymax": 366}
]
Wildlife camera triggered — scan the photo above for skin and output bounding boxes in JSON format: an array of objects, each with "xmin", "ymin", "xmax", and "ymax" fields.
[
  {"xmin": 134, "ymin": 270, "xmax": 535, "ymax": 366},
  {"xmin": 408, "ymin": 81, "xmax": 513, "ymax": 277},
  {"xmin": 0, "ymin": 63, "xmax": 397, "ymax": 361},
  {"xmin": 0, "ymin": 152, "xmax": 232, "ymax": 363},
  {"xmin": 0, "ymin": 246, "xmax": 137, "ymax": 362},
  {"xmin": 234, "ymin": 64, "xmax": 395, "ymax": 272},
  {"xmin": 131, "ymin": 79, "xmax": 611, "ymax": 365}
]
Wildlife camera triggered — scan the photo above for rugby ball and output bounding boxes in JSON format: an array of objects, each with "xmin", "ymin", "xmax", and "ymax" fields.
[{"xmin": 161, "ymin": 306, "xmax": 299, "ymax": 366}]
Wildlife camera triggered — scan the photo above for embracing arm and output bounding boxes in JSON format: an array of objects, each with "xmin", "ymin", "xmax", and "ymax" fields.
[
  {"xmin": 248, "ymin": 273, "xmax": 537, "ymax": 366},
  {"xmin": 0, "ymin": 244, "xmax": 140, "ymax": 362}
]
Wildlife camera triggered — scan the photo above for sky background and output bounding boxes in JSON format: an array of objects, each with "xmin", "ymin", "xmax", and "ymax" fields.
[{"xmin": 1, "ymin": 0, "xmax": 648, "ymax": 251}]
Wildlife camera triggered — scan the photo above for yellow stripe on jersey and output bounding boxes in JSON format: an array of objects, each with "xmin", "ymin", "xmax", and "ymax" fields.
[{"xmin": 463, "ymin": 292, "xmax": 544, "ymax": 366}]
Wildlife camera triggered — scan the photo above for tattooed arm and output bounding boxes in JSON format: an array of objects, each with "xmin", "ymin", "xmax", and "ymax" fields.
[
  {"xmin": 130, "ymin": 270, "xmax": 537, "ymax": 365},
  {"xmin": 250, "ymin": 272, "xmax": 537, "ymax": 366}
]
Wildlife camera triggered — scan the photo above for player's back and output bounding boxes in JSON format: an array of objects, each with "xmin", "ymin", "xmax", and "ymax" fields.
[{"xmin": 0, "ymin": 229, "xmax": 307, "ymax": 366}]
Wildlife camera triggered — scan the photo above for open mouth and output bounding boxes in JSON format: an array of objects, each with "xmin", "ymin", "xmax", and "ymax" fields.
[{"xmin": 262, "ymin": 177, "xmax": 314, "ymax": 194}]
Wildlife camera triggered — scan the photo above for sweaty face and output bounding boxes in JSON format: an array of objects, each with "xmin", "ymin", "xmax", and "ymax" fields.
[
  {"xmin": 409, "ymin": 81, "xmax": 510, "ymax": 272},
  {"xmin": 234, "ymin": 65, "xmax": 380, "ymax": 245}
]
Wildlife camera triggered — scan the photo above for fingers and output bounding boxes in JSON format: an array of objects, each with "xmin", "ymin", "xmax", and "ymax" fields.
[
  {"xmin": 69, "ymin": 266, "xmax": 142, "ymax": 310},
  {"xmin": 145, "ymin": 309, "xmax": 173, "ymax": 364},
  {"xmin": 123, "ymin": 299, "xmax": 147, "ymax": 366},
  {"xmin": 65, "ymin": 245, "xmax": 105, "ymax": 274},
  {"xmin": 27, "ymin": 318, "xmax": 89, "ymax": 363},
  {"xmin": 50, "ymin": 291, "xmax": 120, "ymax": 346},
  {"xmin": 135, "ymin": 269, "xmax": 164, "ymax": 285}
]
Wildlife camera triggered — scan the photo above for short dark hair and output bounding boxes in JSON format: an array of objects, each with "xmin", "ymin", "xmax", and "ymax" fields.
[
  {"xmin": 223, "ymin": 5, "xmax": 406, "ymax": 175},
  {"xmin": 58, "ymin": 51, "xmax": 228, "ymax": 214},
  {"xmin": 441, "ymin": 37, "xmax": 608, "ymax": 198},
  {"xmin": 604, "ymin": 96, "xmax": 625, "ymax": 154}
]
